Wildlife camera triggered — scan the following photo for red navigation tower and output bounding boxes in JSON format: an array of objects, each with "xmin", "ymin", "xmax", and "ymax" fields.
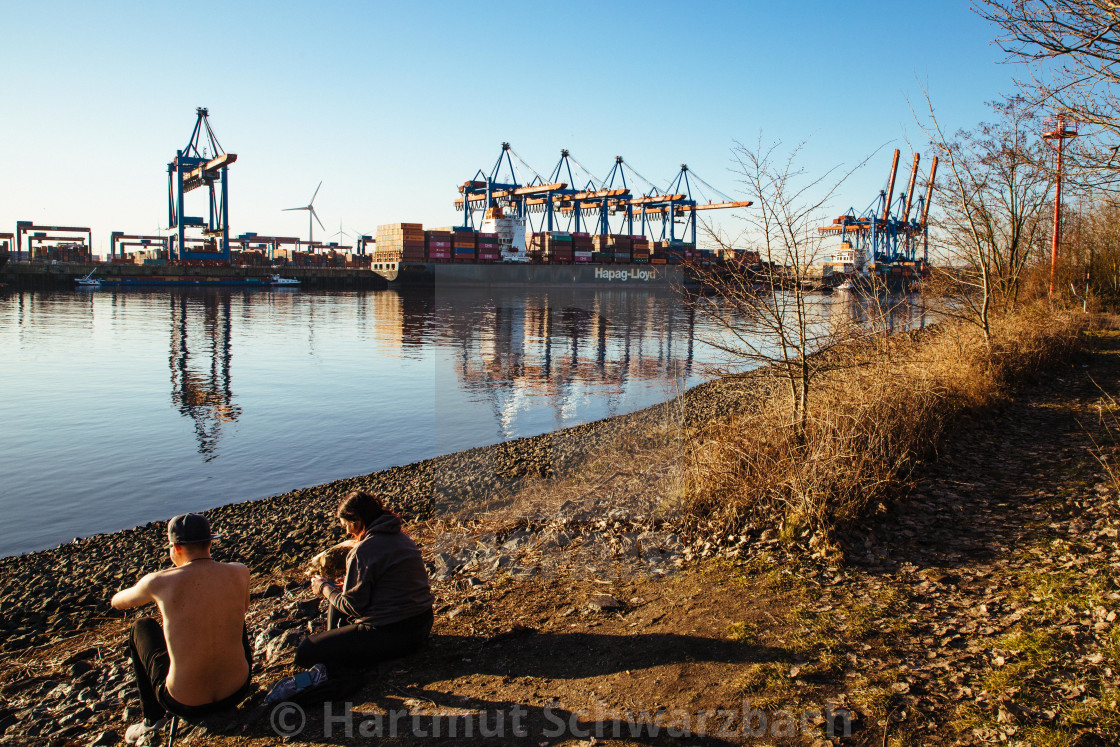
[{"xmin": 1042, "ymin": 114, "xmax": 1078, "ymax": 298}]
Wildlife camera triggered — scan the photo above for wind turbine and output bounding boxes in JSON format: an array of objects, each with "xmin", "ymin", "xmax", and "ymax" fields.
[
  {"xmin": 329, "ymin": 220, "xmax": 353, "ymax": 247},
  {"xmin": 283, "ymin": 181, "xmax": 325, "ymax": 251}
]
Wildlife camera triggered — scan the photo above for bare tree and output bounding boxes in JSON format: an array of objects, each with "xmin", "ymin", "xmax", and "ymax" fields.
[
  {"xmin": 916, "ymin": 94, "xmax": 1054, "ymax": 341},
  {"xmin": 977, "ymin": 0, "xmax": 1120, "ymax": 180},
  {"xmin": 688, "ymin": 137, "xmax": 877, "ymax": 438}
]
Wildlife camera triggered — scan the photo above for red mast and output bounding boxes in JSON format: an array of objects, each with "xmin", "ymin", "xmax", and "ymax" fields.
[{"xmin": 1042, "ymin": 114, "xmax": 1078, "ymax": 298}]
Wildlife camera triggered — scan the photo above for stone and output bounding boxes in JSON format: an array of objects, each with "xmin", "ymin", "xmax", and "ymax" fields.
[
  {"xmin": 587, "ymin": 594, "xmax": 621, "ymax": 612},
  {"xmin": 89, "ymin": 729, "xmax": 121, "ymax": 746},
  {"xmin": 294, "ymin": 599, "xmax": 321, "ymax": 618},
  {"xmin": 258, "ymin": 583, "xmax": 282, "ymax": 599},
  {"xmin": 63, "ymin": 647, "xmax": 100, "ymax": 666},
  {"xmin": 265, "ymin": 630, "xmax": 302, "ymax": 666}
]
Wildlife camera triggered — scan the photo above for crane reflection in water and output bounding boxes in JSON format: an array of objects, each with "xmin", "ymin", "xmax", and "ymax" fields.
[
  {"xmin": 396, "ymin": 288, "xmax": 699, "ymax": 442},
  {"xmin": 168, "ymin": 292, "xmax": 240, "ymax": 458}
]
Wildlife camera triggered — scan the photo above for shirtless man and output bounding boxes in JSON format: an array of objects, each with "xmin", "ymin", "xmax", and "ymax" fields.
[{"xmin": 111, "ymin": 513, "xmax": 252, "ymax": 744}]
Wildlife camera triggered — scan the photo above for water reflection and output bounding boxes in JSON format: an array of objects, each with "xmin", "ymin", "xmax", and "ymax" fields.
[
  {"xmin": 127, "ymin": 288, "xmax": 925, "ymax": 457},
  {"xmin": 0, "ymin": 284, "xmax": 933, "ymax": 556},
  {"xmin": 832, "ymin": 291, "xmax": 931, "ymax": 333},
  {"xmin": 135, "ymin": 287, "xmax": 705, "ymax": 459},
  {"xmin": 168, "ymin": 293, "xmax": 240, "ymax": 458},
  {"xmin": 392, "ymin": 289, "xmax": 699, "ymax": 438}
]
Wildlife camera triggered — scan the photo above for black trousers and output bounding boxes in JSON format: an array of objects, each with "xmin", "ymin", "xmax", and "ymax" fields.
[
  {"xmin": 128, "ymin": 618, "xmax": 252, "ymax": 722},
  {"xmin": 294, "ymin": 609, "xmax": 433, "ymax": 673}
]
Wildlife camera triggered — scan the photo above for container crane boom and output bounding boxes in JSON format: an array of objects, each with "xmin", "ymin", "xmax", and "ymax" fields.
[
  {"xmin": 902, "ymin": 153, "xmax": 920, "ymax": 224},
  {"xmin": 881, "ymin": 149, "xmax": 900, "ymax": 224},
  {"xmin": 882, "ymin": 148, "xmax": 900, "ymax": 223},
  {"xmin": 919, "ymin": 157, "xmax": 938, "ymax": 227}
]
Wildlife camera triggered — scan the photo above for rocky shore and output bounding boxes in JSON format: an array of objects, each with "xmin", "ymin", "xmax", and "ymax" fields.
[
  {"xmin": 2, "ymin": 327, "xmax": 1117, "ymax": 746},
  {"xmin": 0, "ymin": 372, "xmax": 767, "ymax": 745},
  {"xmin": 0, "ymin": 374, "xmax": 758, "ymax": 657}
]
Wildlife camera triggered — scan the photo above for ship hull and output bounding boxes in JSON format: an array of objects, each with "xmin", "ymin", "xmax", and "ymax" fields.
[{"xmin": 383, "ymin": 262, "xmax": 687, "ymax": 288}]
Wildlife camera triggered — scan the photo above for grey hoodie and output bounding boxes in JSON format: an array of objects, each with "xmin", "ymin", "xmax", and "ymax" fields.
[{"xmin": 323, "ymin": 514, "xmax": 434, "ymax": 627}]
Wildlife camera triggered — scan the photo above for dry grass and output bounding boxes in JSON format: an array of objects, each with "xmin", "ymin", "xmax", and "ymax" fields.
[{"xmin": 672, "ymin": 303, "xmax": 1086, "ymax": 544}]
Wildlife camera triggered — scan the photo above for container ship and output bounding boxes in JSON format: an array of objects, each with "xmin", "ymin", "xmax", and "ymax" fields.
[{"xmin": 368, "ymin": 220, "xmax": 712, "ymax": 288}]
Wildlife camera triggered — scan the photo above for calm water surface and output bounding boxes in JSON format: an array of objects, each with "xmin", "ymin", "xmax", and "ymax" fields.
[{"xmin": 0, "ymin": 286, "xmax": 924, "ymax": 556}]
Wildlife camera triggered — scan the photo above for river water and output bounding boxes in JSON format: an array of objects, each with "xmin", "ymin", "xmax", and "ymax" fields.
[{"xmin": 0, "ymin": 286, "xmax": 927, "ymax": 556}]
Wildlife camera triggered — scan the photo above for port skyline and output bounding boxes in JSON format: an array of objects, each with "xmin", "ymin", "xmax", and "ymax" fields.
[{"xmin": 1, "ymin": 2, "xmax": 1020, "ymax": 254}]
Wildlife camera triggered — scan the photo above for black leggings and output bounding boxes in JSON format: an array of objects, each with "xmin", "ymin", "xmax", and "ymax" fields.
[
  {"xmin": 294, "ymin": 609, "xmax": 433, "ymax": 673},
  {"xmin": 128, "ymin": 618, "xmax": 252, "ymax": 722}
]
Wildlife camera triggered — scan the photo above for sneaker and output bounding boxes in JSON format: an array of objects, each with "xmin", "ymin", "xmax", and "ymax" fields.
[
  {"xmin": 264, "ymin": 663, "xmax": 328, "ymax": 704},
  {"xmin": 124, "ymin": 716, "xmax": 167, "ymax": 744}
]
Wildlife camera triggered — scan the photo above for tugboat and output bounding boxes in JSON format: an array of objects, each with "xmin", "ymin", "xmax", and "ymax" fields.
[{"xmin": 267, "ymin": 275, "xmax": 300, "ymax": 286}]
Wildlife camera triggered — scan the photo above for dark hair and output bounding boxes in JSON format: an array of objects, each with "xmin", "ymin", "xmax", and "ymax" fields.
[{"xmin": 336, "ymin": 490, "xmax": 387, "ymax": 527}]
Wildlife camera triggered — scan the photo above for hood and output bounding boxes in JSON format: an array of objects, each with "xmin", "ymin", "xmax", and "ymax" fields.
[{"xmin": 364, "ymin": 513, "xmax": 402, "ymax": 535}]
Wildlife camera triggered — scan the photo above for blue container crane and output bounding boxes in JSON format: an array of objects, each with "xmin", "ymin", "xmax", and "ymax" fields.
[
  {"xmin": 818, "ymin": 150, "xmax": 937, "ymax": 272},
  {"xmin": 167, "ymin": 107, "xmax": 236, "ymax": 262}
]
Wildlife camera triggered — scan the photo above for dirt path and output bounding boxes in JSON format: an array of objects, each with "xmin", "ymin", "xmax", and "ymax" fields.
[{"xmin": 3, "ymin": 333, "xmax": 1119, "ymax": 746}]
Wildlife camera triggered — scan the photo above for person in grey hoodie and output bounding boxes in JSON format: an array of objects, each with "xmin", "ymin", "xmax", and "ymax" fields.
[{"xmin": 296, "ymin": 491, "xmax": 434, "ymax": 672}]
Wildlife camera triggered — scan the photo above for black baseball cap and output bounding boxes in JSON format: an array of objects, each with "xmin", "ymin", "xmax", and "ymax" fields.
[{"xmin": 167, "ymin": 513, "xmax": 223, "ymax": 546}]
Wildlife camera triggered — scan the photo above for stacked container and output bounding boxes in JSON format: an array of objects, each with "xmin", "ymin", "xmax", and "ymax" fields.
[
  {"xmin": 425, "ymin": 229, "xmax": 452, "ymax": 262},
  {"xmin": 375, "ymin": 223, "xmax": 425, "ymax": 263},
  {"xmin": 477, "ymin": 232, "xmax": 500, "ymax": 263},
  {"xmin": 631, "ymin": 235, "xmax": 650, "ymax": 264},
  {"xmin": 610, "ymin": 234, "xmax": 632, "ymax": 263},
  {"xmin": 591, "ymin": 234, "xmax": 612, "ymax": 264},
  {"xmin": 547, "ymin": 232, "xmax": 573, "ymax": 263},
  {"xmin": 528, "ymin": 233, "xmax": 546, "ymax": 262},
  {"xmin": 452, "ymin": 227, "xmax": 476, "ymax": 262},
  {"xmin": 572, "ymin": 232, "xmax": 593, "ymax": 263}
]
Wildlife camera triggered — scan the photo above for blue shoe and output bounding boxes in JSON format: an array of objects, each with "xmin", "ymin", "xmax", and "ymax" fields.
[{"xmin": 264, "ymin": 663, "xmax": 328, "ymax": 704}]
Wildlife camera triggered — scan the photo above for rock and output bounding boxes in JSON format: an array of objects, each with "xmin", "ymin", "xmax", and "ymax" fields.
[
  {"xmin": 59, "ymin": 705, "xmax": 93, "ymax": 725},
  {"xmin": 256, "ymin": 583, "xmax": 282, "ymax": 599},
  {"xmin": 294, "ymin": 599, "xmax": 321, "ymax": 618},
  {"xmin": 587, "ymin": 594, "xmax": 621, "ymax": 612},
  {"xmin": 63, "ymin": 647, "xmax": 100, "ymax": 666},
  {"xmin": 89, "ymin": 729, "xmax": 120, "ymax": 746},
  {"xmin": 265, "ymin": 630, "xmax": 302, "ymax": 666},
  {"xmin": 69, "ymin": 658, "xmax": 93, "ymax": 676},
  {"xmin": 307, "ymin": 540, "xmax": 355, "ymax": 579}
]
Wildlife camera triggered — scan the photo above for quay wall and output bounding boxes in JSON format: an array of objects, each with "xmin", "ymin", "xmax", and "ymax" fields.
[{"xmin": 0, "ymin": 262, "xmax": 389, "ymax": 290}]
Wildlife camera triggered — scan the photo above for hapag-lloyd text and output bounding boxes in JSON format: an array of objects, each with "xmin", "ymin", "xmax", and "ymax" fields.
[{"xmin": 594, "ymin": 267, "xmax": 661, "ymax": 282}]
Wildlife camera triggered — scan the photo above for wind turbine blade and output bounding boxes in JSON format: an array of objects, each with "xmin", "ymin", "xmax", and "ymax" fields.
[
  {"xmin": 312, "ymin": 208, "xmax": 325, "ymax": 230},
  {"xmin": 310, "ymin": 181, "xmax": 323, "ymax": 205},
  {"xmin": 283, "ymin": 206, "xmax": 309, "ymax": 212}
]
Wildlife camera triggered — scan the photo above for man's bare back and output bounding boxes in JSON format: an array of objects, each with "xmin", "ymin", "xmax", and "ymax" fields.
[{"xmin": 113, "ymin": 557, "xmax": 250, "ymax": 705}]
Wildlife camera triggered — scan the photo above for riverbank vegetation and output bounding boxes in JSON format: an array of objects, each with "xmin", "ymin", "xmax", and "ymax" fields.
[{"xmin": 673, "ymin": 304, "xmax": 1084, "ymax": 548}]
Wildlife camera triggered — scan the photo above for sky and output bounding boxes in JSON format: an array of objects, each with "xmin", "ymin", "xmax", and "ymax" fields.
[{"xmin": 0, "ymin": 1, "xmax": 1023, "ymax": 254}]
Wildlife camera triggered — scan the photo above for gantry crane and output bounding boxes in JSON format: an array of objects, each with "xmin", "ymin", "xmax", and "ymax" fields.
[
  {"xmin": 167, "ymin": 107, "xmax": 237, "ymax": 263},
  {"xmin": 818, "ymin": 149, "xmax": 938, "ymax": 272},
  {"xmin": 454, "ymin": 144, "xmax": 750, "ymax": 244},
  {"xmin": 109, "ymin": 233, "xmax": 170, "ymax": 261}
]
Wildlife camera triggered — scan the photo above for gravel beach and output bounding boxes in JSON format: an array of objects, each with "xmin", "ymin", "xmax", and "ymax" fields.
[{"xmin": 0, "ymin": 374, "xmax": 758, "ymax": 656}]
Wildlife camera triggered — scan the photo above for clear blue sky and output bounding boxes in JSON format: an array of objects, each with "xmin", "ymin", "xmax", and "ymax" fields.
[{"xmin": 0, "ymin": 1, "xmax": 1019, "ymax": 252}]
